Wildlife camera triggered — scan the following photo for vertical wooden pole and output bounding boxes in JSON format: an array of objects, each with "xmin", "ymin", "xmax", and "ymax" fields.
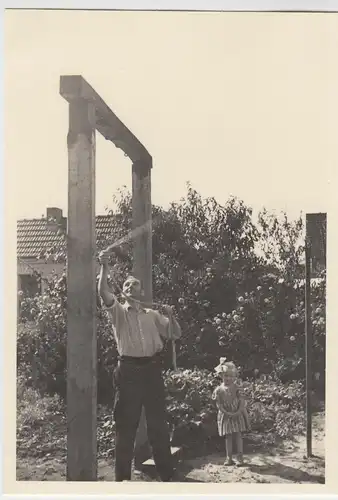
[
  {"xmin": 131, "ymin": 159, "xmax": 153, "ymax": 467},
  {"xmin": 305, "ymin": 220, "xmax": 312, "ymax": 458},
  {"xmin": 132, "ymin": 159, "xmax": 153, "ymax": 302},
  {"xmin": 66, "ymin": 98, "xmax": 97, "ymax": 480}
]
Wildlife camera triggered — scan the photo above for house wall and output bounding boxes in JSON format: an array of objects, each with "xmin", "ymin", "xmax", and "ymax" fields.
[
  {"xmin": 17, "ymin": 260, "xmax": 66, "ymax": 294},
  {"xmin": 17, "ymin": 259, "xmax": 102, "ymax": 294}
]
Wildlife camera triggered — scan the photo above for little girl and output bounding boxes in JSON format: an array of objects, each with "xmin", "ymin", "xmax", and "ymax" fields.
[{"xmin": 212, "ymin": 357, "xmax": 250, "ymax": 466}]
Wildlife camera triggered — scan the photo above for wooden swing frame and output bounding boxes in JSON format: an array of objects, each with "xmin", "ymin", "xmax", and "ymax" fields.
[{"xmin": 60, "ymin": 75, "xmax": 152, "ymax": 481}]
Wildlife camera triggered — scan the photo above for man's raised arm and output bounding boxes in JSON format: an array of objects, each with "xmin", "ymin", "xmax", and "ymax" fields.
[{"xmin": 98, "ymin": 250, "xmax": 115, "ymax": 308}]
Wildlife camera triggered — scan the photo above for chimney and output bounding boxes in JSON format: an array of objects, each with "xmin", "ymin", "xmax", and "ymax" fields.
[
  {"xmin": 46, "ymin": 207, "xmax": 67, "ymax": 233},
  {"xmin": 47, "ymin": 207, "xmax": 63, "ymax": 224}
]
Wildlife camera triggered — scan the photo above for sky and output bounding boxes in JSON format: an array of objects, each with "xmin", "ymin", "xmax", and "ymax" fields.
[{"xmin": 5, "ymin": 10, "xmax": 338, "ymax": 221}]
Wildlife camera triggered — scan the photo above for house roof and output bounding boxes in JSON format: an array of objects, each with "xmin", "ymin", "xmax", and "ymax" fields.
[{"xmin": 17, "ymin": 215, "xmax": 117, "ymax": 259}]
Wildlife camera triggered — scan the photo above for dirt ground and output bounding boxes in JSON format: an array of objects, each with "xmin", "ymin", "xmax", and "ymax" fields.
[{"xmin": 16, "ymin": 412, "xmax": 325, "ymax": 483}]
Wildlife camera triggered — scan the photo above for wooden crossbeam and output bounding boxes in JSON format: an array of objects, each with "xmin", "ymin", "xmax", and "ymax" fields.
[{"xmin": 60, "ymin": 75, "xmax": 152, "ymax": 165}]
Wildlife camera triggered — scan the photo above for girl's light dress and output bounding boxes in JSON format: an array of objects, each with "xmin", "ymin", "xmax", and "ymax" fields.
[{"xmin": 212, "ymin": 383, "xmax": 250, "ymax": 436}]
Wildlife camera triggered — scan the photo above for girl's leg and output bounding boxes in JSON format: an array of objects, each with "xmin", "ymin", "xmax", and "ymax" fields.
[
  {"xmin": 234, "ymin": 432, "xmax": 244, "ymax": 465},
  {"xmin": 224, "ymin": 434, "xmax": 235, "ymax": 465}
]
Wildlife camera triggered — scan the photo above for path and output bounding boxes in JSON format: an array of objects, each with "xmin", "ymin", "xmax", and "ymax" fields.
[{"xmin": 17, "ymin": 413, "xmax": 325, "ymax": 483}]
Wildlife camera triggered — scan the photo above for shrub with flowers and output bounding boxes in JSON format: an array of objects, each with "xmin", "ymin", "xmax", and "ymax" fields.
[{"xmin": 212, "ymin": 269, "xmax": 326, "ymax": 383}]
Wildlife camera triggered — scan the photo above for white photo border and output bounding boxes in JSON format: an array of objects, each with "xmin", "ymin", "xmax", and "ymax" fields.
[{"xmin": 2, "ymin": 2, "xmax": 338, "ymax": 500}]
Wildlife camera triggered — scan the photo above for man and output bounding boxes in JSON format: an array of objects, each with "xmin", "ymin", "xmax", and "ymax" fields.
[{"xmin": 98, "ymin": 247, "xmax": 181, "ymax": 482}]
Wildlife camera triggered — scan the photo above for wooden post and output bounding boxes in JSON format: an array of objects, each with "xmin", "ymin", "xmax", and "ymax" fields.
[
  {"xmin": 132, "ymin": 159, "xmax": 153, "ymax": 302},
  {"xmin": 305, "ymin": 221, "xmax": 312, "ymax": 458},
  {"xmin": 132, "ymin": 159, "xmax": 153, "ymax": 467},
  {"xmin": 66, "ymin": 97, "xmax": 97, "ymax": 480},
  {"xmin": 304, "ymin": 212, "xmax": 326, "ymax": 459}
]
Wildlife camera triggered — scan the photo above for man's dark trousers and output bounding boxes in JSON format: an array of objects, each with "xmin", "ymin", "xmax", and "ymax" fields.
[{"xmin": 113, "ymin": 353, "xmax": 173, "ymax": 481}]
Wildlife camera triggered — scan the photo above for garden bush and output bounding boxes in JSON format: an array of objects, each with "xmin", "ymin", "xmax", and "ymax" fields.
[
  {"xmin": 16, "ymin": 185, "xmax": 325, "ymax": 449},
  {"xmin": 16, "ymin": 367, "xmax": 307, "ymax": 461},
  {"xmin": 16, "ymin": 375, "xmax": 117, "ymax": 460},
  {"xmin": 17, "ymin": 272, "xmax": 119, "ymax": 404},
  {"xmin": 164, "ymin": 368, "xmax": 306, "ymax": 446},
  {"xmin": 243, "ymin": 375, "xmax": 305, "ymax": 438},
  {"xmin": 16, "ymin": 375, "xmax": 66, "ymax": 458}
]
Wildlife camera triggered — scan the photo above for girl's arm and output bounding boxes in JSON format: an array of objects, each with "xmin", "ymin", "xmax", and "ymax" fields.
[
  {"xmin": 213, "ymin": 392, "xmax": 234, "ymax": 416},
  {"xmin": 231, "ymin": 387, "xmax": 246, "ymax": 417},
  {"xmin": 232, "ymin": 398, "xmax": 245, "ymax": 416},
  {"xmin": 219, "ymin": 405, "xmax": 234, "ymax": 417}
]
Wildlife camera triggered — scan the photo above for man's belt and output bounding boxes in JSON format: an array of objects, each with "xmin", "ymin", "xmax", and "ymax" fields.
[{"xmin": 118, "ymin": 351, "xmax": 163, "ymax": 365}]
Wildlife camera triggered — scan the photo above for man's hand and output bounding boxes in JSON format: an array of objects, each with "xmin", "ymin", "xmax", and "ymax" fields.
[
  {"xmin": 163, "ymin": 305, "xmax": 174, "ymax": 316},
  {"xmin": 162, "ymin": 305, "xmax": 181, "ymax": 340},
  {"xmin": 99, "ymin": 245, "xmax": 123, "ymax": 266},
  {"xmin": 98, "ymin": 249, "xmax": 111, "ymax": 267}
]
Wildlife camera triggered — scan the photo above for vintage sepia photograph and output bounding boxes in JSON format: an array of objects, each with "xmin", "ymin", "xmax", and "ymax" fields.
[{"xmin": 4, "ymin": 7, "xmax": 338, "ymax": 493}]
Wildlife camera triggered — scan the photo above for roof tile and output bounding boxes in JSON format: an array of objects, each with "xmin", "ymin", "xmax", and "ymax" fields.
[{"xmin": 17, "ymin": 215, "xmax": 117, "ymax": 259}]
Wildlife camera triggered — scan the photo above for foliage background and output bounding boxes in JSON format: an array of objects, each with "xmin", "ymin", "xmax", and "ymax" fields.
[{"xmin": 17, "ymin": 185, "xmax": 326, "ymax": 452}]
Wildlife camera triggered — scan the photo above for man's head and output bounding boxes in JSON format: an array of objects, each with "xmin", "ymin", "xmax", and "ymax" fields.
[{"xmin": 122, "ymin": 275, "xmax": 142, "ymax": 301}]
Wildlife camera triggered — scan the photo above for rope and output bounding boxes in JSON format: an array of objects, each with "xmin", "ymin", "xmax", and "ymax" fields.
[{"xmin": 104, "ymin": 219, "xmax": 154, "ymax": 253}]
